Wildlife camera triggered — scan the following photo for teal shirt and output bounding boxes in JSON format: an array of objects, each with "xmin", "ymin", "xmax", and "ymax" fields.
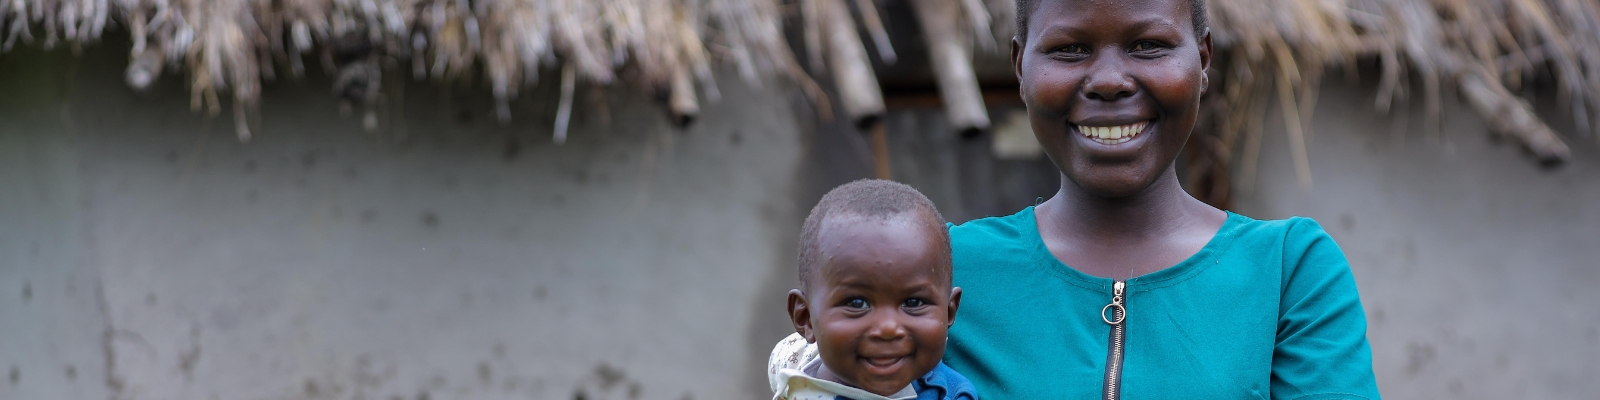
[{"xmin": 945, "ymin": 207, "xmax": 1379, "ymax": 399}]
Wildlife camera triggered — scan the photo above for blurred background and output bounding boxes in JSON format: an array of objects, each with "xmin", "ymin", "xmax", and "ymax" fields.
[{"xmin": 2, "ymin": 0, "xmax": 1599, "ymax": 399}]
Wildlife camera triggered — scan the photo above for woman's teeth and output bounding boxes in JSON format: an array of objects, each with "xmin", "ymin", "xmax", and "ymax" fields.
[{"xmin": 1078, "ymin": 122, "xmax": 1148, "ymax": 144}]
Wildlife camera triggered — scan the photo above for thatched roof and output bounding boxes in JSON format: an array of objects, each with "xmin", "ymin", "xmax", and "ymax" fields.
[
  {"xmin": 1195, "ymin": 0, "xmax": 1599, "ymax": 204},
  {"xmin": 1, "ymin": 0, "xmax": 822, "ymax": 142},
  {"xmin": 2, "ymin": 0, "xmax": 1596, "ymax": 177}
]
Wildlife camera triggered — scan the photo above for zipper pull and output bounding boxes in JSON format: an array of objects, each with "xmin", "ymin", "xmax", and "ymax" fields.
[{"xmin": 1101, "ymin": 281, "xmax": 1126, "ymax": 325}]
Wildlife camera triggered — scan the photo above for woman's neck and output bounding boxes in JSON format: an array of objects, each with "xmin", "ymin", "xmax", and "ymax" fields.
[{"xmin": 1038, "ymin": 167, "xmax": 1211, "ymax": 245}]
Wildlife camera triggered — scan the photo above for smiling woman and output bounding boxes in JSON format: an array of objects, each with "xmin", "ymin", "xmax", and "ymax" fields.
[{"xmin": 938, "ymin": 0, "xmax": 1381, "ymax": 399}]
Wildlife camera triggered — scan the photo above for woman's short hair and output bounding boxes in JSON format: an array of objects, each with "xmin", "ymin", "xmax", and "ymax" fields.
[{"xmin": 1015, "ymin": 0, "xmax": 1209, "ymax": 43}]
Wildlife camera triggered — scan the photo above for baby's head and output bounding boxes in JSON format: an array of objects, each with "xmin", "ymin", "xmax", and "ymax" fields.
[{"xmin": 787, "ymin": 179, "xmax": 960, "ymax": 396}]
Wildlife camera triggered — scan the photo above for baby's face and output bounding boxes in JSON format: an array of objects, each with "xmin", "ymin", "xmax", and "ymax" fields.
[{"xmin": 802, "ymin": 216, "xmax": 959, "ymax": 396}]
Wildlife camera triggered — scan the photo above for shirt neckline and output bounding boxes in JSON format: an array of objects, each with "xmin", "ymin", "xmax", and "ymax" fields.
[
  {"xmin": 794, "ymin": 358, "xmax": 918, "ymax": 400},
  {"xmin": 1022, "ymin": 206, "xmax": 1245, "ymax": 294}
]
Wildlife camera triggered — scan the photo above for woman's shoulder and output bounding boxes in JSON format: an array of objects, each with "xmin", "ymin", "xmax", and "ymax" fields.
[
  {"xmin": 1220, "ymin": 211, "xmax": 1325, "ymax": 235},
  {"xmin": 947, "ymin": 207, "xmax": 1036, "ymax": 246},
  {"xmin": 1219, "ymin": 213, "xmax": 1353, "ymax": 282},
  {"xmin": 1218, "ymin": 212, "xmax": 1339, "ymax": 251}
]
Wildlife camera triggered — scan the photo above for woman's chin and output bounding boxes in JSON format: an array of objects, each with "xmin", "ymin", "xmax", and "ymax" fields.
[{"xmin": 1065, "ymin": 167, "xmax": 1163, "ymax": 198}]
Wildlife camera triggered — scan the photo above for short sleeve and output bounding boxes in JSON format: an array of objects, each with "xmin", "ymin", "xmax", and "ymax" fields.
[
  {"xmin": 1271, "ymin": 218, "xmax": 1382, "ymax": 399},
  {"xmin": 916, "ymin": 362, "xmax": 981, "ymax": 400}
]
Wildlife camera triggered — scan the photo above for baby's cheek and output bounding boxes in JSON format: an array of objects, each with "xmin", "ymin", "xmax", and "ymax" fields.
[
  {"xmin": 909, "ymin": 318, "xmax": 951, "ymax": 346},
  {"xmin": 815, "ymin": 321, "xmax": 854, "ymax": 349}
]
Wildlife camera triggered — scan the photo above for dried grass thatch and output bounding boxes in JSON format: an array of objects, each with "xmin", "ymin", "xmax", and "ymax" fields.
[
  {"xmin": 2, "ymin": 0, "xmax": 827, "ymax": 142},
  {"xmin": 2, "ymin": 0, "xmax": 1598, "ymax": 195},
  {"xmin": 1191, "ymin": 0, "xmax": 1600, "ymax": 206}
]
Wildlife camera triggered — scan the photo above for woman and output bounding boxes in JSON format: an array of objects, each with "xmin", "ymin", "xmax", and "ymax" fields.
[{"xmin": 942, "ymin": 0, "xmax": 1379, "ymax": 398}]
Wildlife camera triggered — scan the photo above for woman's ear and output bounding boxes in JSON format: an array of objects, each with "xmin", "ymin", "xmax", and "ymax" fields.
[
  {"xmin": 787, "ymin": 289, "xmax": 815, "ymax": 342},
  {"xmin": 945, "ymin": 287, "xmax": 963, "ymax": 327},
  {"xmin": 1011, "ymin": 37, "xmax": 1025, "ymax": 99},
  {"xmin": 1198, "ymin": 29, "xmax": 1213, "ymax": 94}
]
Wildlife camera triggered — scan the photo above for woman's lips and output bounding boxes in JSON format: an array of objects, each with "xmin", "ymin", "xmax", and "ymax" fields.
[{"xmin": 1074, "ymin": 121, "xmax": 1150, "ymax": 145}]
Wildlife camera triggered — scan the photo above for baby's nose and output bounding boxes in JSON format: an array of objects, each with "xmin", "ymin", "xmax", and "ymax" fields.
[{"xmin": 866, "ymin": 315, "xmax": 909, "ymax": 340}]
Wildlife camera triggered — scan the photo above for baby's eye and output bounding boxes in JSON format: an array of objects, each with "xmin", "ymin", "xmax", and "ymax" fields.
[
  {"xmin": 845, "ymin": 298, "xmax": 869, "ymax": 309},
  {"xmin": 902, "ymin": 298, "xmax": 927, "ymax": 308}
]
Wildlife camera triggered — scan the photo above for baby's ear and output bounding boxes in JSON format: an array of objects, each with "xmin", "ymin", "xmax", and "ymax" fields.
[
  {"xmin": 787, "ymin": 289, "xmax": 816, "ymax": 342},
  {"xmin": 945, "ymin": 287, "xmax": 963, "ymax": 327}
]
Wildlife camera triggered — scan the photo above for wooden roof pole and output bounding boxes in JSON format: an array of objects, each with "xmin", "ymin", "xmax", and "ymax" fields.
[
  {"xmin": 1459, "ymin": 70, "xmax": 1571, "ymax": 163},
  {"xmin": 822, "ymin": 0, "xmax": 887, "ymax": 122},
  {"xmin": 909, "ymin": 0, "xmax": 990, "ymax": 134},
  {"xmin": 668, "ymin": 66, "xmax": 700, "ymax": 127},
  {"xmin": 819, "ymin": 0, "xmax": 891, "ymax": 178}
]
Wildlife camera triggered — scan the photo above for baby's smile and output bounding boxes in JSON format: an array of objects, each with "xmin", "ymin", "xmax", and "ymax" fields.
[{"xmin": 859, "ymin": 353, "xmax": 910, "ymax": 375}]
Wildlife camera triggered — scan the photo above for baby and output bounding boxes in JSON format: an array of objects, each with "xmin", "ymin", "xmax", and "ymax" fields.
[{"xmin": 769, "ymin": 179, "xmax": 977, "ymax": 400}]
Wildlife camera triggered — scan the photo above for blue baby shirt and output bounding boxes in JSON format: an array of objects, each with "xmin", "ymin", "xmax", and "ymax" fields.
[{"xmin": 909, "ymin": 362, "xmax": 979, "ymax": 400}]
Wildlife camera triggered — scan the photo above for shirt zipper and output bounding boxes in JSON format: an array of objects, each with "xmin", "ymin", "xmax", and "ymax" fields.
[{"xmin": 1101, "ymin": 280, "xmax": 1127, "ymax": 400}]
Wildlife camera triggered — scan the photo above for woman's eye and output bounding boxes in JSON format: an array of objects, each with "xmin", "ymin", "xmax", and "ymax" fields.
[
  {"xmin": 903, "ymin": 298, "xmax": 927, "ymax": 308},
  {"xmin": 1131, "ymin": 41, "xmax": 1163, "ymax": 53},
  {"xmin": 1056, "ymin": 44, "xmax": 1089, "ymax": 55},
  {"xmin": 1047, "ymin": 44, "xmax": 1090, "ymax": 61},
  {"xmin": 845, "ymin": 298, "xmax": 869, "ymax": 309}
]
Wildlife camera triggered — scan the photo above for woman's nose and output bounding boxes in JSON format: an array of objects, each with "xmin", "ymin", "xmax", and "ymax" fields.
[{"xmin": 1083, "ymin": 57, "xmax": 1136, "ymax": 101}]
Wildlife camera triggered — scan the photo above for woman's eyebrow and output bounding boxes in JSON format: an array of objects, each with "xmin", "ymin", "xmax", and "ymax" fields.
[
  {"xmin": 1112, "ymin": 16, "xmax": 1188, "ymax": 40},
  {"xmin": 1034, "ymin": 17, "xmax": 1183, "ymax": 41},
  {"xmin": 1033, "ymin": 23, "xmax": 1088, "ymax": 41},
  {"xmin": 1123, "ymin": 18, "xmax": 1183, "ymax": 36}
]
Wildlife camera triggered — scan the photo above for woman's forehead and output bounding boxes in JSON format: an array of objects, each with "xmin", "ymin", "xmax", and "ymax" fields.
[
  {"xmin": 1034, "ymin": 0, "xmax": 1190, "ymax": 22},
  {"xmin": 1034, "ymin": 12, "xmax": 1185, "ymax": 38},
  {"xmin": 1035, "ymin": 0, "xmax": 1191, "ymax": 13},
  {"xmin": 1027, "ymin": 0, "xmax": 1194, "ymax": 35}
]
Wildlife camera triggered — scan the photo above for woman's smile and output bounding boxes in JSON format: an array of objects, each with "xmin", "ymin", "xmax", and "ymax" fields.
[{"xmin": 1073, "ymin": 120, "xmax": 1151, "ymax": 146}]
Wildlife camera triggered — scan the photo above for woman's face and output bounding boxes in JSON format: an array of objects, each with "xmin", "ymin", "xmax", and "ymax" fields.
[{"xmin": 1013, "ymin": 0, "xmax": 1211, "ymax": 198}]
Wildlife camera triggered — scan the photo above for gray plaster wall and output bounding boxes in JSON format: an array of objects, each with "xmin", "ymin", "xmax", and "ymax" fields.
[
  {"xmin": 2, "ymin": 42, "xmax": 805, "ymax": 400},
  {"xmin": 1237, "ymin": 78, "xmax": 1600, "ymax": 398},
  {"xmin": 9, "ymin": 38, "xmax": 1600, "ymax": 400}
]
